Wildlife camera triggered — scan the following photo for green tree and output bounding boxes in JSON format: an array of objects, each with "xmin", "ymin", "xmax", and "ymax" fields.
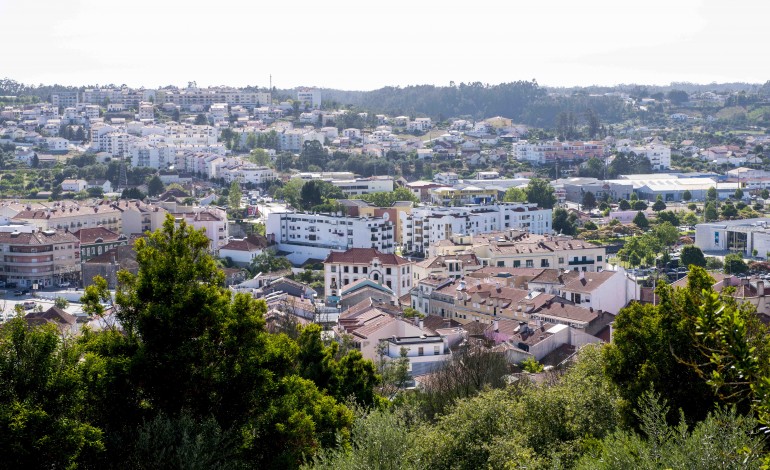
[
  {"xmin": 248, "ymin": 148, "xmax": 271, "ymax": 167},
  {"xmin": 655, "ymin": 210, "xmax": 679, "ymax": 226},
  {"xmin": 54, "ymin": 297, "xmax": 69, "ymax": 309},
  {"xmin": 275, "ymin": 178, "xmax": 305, "ymax": 209},
  {"xmin": 525, "ymin": 178, "xmax": 556, "ymax": 209},
  {"xmin": 552, "ymin": 208, "xmax": 577, "ymax": 235},
  {"xmin": 577, "ymin": 393, "xmax": 764, "ymax": 469},
  {"xmin": 734, "ymin": 187, "xmax": 744, "ymax": 200},
  {"xmin": 632, "ymin": 200, "xmax": 648, "ymax": 211},
  {"xmin": 632, "ymin": 211, "xmax": 649, "ymax": 229},
  {"xmin": 147, "ymin": 175, "xmax": 164, "ymax": 197},
  {"xmin": 359, "ymin": 187, "xmax": 419, "ymax": 207},
  {"xmin": 228, "ymin": 180, "xmax": 242, "ymax": 210},
  {"xmin": 682, "ymin": 190, "xmax": 692, "ymax": 202},
  {"xmin": 0, "ymin": 318, "xmax": 105, "ymax": 468},
  {"xmin": 194, "ymin": 113, "xmax": 207, "ymax": 125},
  {"xmin": 520, "ymin": 357, "xmax": 544, "ymax": 373},
  {"xmin": 707, "ymin": 186, "xmax": 717, "ymax": 201},
  {"xmin": 721, "ymin": 201, "xmax": 738, "ymax": 219},
  {"xmin": 618, "ymin": 199, "xmax": 631, "ymax": 211},
  {"xmin": 654, "ymin": 222, "xmax": 679, "ymax": 248},
  {"xmin": 603, "ymin": 268, "xmax": 718, "ymax": 424},
  {"xmin": 250, "ymin": 248, "xmax": 292, "ymax": 274},
  {"xmin": 502, "ymin": 187, "xmax": 527, "ymax": 203},
  {"xmin": 81, "ymin": 215, "xmax": 353, "ymax": 467},
  {"xmin": 704, "ymin": 202, "xmax": 718, "ymax": 222},
  {"xmin": 724, "ymin": 253, "xmax": 748, "ymax": 275},
  {"xmin": 679, "ymin": 245, "xmax": 706, "ymax": 268},
  {"xmin": 762, "ymin": 188, "xmax": 769, "ymax": 199},
  {"xmin": 681, "ymin": 211, "xmax": 699, "ymax": 227},
  {"xmin": 299, "ymin": 140, "xmax": 328, "ymax": 170},
  {"xmin": 651, "ymin": 195, "xmax": 666, "ymax": 212},
  {"xmin": 581, "ymin": 191, "xmax": 596, "ymax": 211}
]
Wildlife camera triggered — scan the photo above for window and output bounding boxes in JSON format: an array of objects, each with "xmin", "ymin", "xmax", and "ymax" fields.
[
  {"xmin": 558, "ymin": 257, "xmax": 564, "ymax": 264},
  {"xmin": 386, "ymin": 268, "xmax": 392, "ymax": 275},
  {"xmin": 363, "ymin": 267, "xmax": 367, "ymax": 274},
  {"xmin": 597, "ymin": 255, "xmax": 603, "ymax": 262},
  {"xmin": 418, "ymin": 347, "xmax": 424, "ymax": 356},
  {"xmin": 331, "ymin": 266, "xmax": 337, "ymax": 273},
  {"xmin": 513, "ymin": 260, "xmax": 521, "ymax": 268},
  {"xmin": 497, "ymin": 261, "xmax": 505, "ymax": 267},
  {"xmin": 526, "ymin": 260, "xmax": 533, "ymax": 268},
  {"xmin": 344, "ymin": 266, "xmax": 349, "ymax": 273},
  {"xmin": 434, "ymin": 346, "xmax": 440, "ymax": 355},
  {"xmin": 353, "ymin": 267, "xmax": 358, "ymax": 274}
]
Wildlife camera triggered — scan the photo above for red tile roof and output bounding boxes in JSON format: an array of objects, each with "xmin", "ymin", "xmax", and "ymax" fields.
[
  {"xmin": 324, "ymin": 248, "xmax": 410, "ymax": 266},
  {"xmin": 72, "ymin": 226, "xmax": 122, "ymax": 244}
]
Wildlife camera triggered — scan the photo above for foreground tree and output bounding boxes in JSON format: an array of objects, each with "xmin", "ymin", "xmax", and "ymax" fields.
[{"xmin": 81, "ymin": 215, "xmax": 354, "ymax": 467}]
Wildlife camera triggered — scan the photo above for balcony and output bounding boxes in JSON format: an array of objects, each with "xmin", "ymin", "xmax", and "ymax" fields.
[{"xmin": 568, "ymin": 259, "xmax": 595, "ymax": 265}]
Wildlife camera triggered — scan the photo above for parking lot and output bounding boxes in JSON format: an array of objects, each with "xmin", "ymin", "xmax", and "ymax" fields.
[{"xmin": 0, "ymin": 289, "xmax": 86, "ymax": 321}]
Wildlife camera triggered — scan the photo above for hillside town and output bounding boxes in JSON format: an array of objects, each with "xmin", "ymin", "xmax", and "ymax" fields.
[{"xmin": 4, "ymin": 80, "xmax": 770, "ymax": 467}]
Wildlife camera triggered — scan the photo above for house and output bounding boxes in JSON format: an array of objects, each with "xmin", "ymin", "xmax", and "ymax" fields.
[
  {"xmin": 25, "ymin": 306, "xmax": 79, "ymax": 335},
  {"xmin": 382, "ymin": 334, "xmax": 450, "ymax": 376},
  {"xmin": 86, "ymin": 179, "xmax": 113, "ymax": 193},
  {"xmin": 82, "ymin": 245, "xmax": 139, "ymax": 289},
  {"xmin": 61, "ymin": 179, "xmax": 88, "ymax": 192},
  {"xmin": 338, "ymin": 278, "xmax": 398, "ymax": 309},
  {"xmin": 72, "ymin": 226, "xmax": 129, "ymax": 261},
  {"xmin": 219, "ymin": 234, "xmax": 268, "ymax": 266},
  {"xmin": 324, "ymin": 248, "xmax": 414, "ymax": 305}
]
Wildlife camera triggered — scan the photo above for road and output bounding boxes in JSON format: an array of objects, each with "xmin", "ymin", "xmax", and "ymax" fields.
[{"xmin": 0, "ymin": 289, "xmax": 86, "ymax": 321}]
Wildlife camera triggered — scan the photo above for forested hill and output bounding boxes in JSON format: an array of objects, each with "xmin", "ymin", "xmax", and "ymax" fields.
[{"xmin": 315, "ymin": 81, "xmax": 628, "ymax": 126}]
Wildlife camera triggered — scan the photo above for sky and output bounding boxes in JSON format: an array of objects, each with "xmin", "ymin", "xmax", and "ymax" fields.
[{"xmin": 1, "ymin": 0, "xmax": 767, "ymax": 91}]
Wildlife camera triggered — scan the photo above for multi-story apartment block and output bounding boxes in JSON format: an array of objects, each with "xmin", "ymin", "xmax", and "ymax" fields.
[
  {"xmin": 400, "ymin": 204, "xmax": 552, "ymax": 254},
  {"xmin": 157, "ymin": 87, "xmax": 271, "ymax": 110},
  {"xmin": 0, "ymin": 229, "xmax": 80, "ymax": 288},
  {"xmin": 471, "ymin": 231, "xmax": 606, "ymax": 272},
  {"xmin": 114, "ymin": 200, "xmax": 168, "ymax": 235},
  {"xmin": 220, "ymin": 164, "xmax": 276, "ymax": 185},
  {"xmin": 12, "ymin": 203, "xmax": 123, "ymax": 234},
  {"xmin": 171, "ymin": 208, "xmax": 229, "ymax": 252},
  {"xmin": 138, "ymin": 102, "xmax": 154, "ymax": 121},
  {"xmin": 616, "ymin": 141, "xmax": 671, "ymax": 170},
  {"xmin": 51, "ymin": 92, "xmax": 79, "ymax": 108},
  {"xmin": 266, "ymin": 212, "xmax": 396, "ymax": 265},
  {"xmin": 324, "ymin": 248, "xmax": 414, "ymax": 304},
  {"xmin": 297, "ymin": 88, "xmax": 322, "ymax": 109},
  {"xmin": 513, "ymin": 140, "xmax": 607, "ymax": 165}
]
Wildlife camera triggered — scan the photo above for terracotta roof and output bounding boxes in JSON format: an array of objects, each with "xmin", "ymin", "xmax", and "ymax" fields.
[
  {"xmin": 0, "ymin": 230, "xmax": 78, "ymax": 245},
  {"xmin": 560, "ymin": 271, "xmax": 617, "ymax": 294},
  {"xmin": 324, "ymin": 248, "xmax": 411, "ymax": 266},
  {"xmin": 85, "ymin": 245, "xmax": 138, "ymax": 268},
  {"xmin": 25, "ymin": 306, "xmax": 76, "ymax": 327},
  {"xmin": 72, "ymin": 226, "xmax": 122, "ymax": 244},
  {"xmin": 533, "ymin": 302, "xmax": 599, "ymax": 324},
  {"xmin": 422, "ymin": 314, "xmax": 461, "ymax": 333},
  {"xmin": 221, "ymin": 238, "xmax": 263, "ymax": 252}
]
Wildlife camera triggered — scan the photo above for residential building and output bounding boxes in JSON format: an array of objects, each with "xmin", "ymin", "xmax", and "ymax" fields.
[
  {"xmin": 324, "ymin": 248, "xmax": 413, "ymax": 304},
  {"xmin": 13, "ymin": 202, "xmax": 122, "ymax": 233},
  {"xmin": 513, "ymin": 140, "xmax": 607, "ymax": 165},
  {"xmin": 73, "ymin": 227, "xmax": 129, "ymax": 261},
  {"xmin": 400, "ymin": 204, "xmax": 552, "ymax": 254},
  {"xmin": 171, "ymin": 208, "xmax": 228, "ymax": 252},
  {"xmin": 616, "ymin": 141, "xmax": 671, "ymax": 170},
  {"xmin": 297, "ymin": 88, "xmax": 321, "ymax": 109},
  {"xmin": 0, "ymin": 228, "xmax": 80, "ymax": 288},
  {"xmin": 61, "ymin": 179, "xmax": 88, "ymax": 192},
  {"xmin": 219, "ymin": 234, "xmax": 268, "ymax": 266},
  {"xmin": 383, "ymin": 334, "xmax": 449, "ymax": 376},
  {"xmin": 82, "ymin": 245, "xmax": 139, "ymax": 289},
  {"xmin": 266, "ymin": 211, "xmax": 396, "ymax": 265}
]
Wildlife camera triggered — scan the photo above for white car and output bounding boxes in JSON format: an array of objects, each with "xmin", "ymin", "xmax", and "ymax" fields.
[{"xmin": 58, "ymin": 282, "xmax": 71, "ymax": 288}]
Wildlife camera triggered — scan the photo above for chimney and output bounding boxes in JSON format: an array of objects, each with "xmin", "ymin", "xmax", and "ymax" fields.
[
  {"xmin": 579, "ymin": 270, "xmax": 585, "ymax": 280},
  {"xmin": 758, "ymin": 281, "xmax": 765, "ymax": 297},
  {"xmin": 493, "ymin": 319, "xmax": 499, "ymax": 332},
  {"xmin": 418, "ymin": 319, "xmax": 424, "ymax": 330}
]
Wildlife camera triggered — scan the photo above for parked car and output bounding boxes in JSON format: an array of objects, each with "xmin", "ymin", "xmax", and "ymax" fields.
[
  {"xmin": 22, "ymin": 301, "xmax": 35, "ymax": 310},
  {"xmin": 13, "ymin": 289, "xmax": 29, "ymax": 296},
  {"xmin": 58, "ymin": 281, "xmax": 71, "ymax": 288}
]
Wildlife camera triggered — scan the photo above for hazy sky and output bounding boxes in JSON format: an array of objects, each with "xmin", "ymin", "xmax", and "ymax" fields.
[{"xmin": 2, "ymin": 0, "xmax": 767, "ymax": 90}]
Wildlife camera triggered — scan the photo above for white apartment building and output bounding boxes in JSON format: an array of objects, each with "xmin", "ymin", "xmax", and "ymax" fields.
[
  {"xmin": 617, "ymin": 142, "xmax": 671, "ymax": 170},
  {"xmin": 512, "ymin": 141, "xmax": 606, "ymax": 164},
  {"xmin": 159, "ymin": 87, "xmax": 271, "ymax": 110},
  {"xmin": 138, "ymin": 102, "xmax": 154, "ymax": 121},
  {"xmin": 407, "ymin": 117, "xmax": 432, "ymax": 132},
  {"xmin": 46, "ymin": 137, "xmax": 68, "ymax": 152},
  {"xmin": 324, "ymin": 248, "xmax": 414, "ymax": 301},
  {"xmin": 400, "ymin": 203, "xmax": 552, "ymax": 254},
  {"xmin": 330, "ymin": 176, "xmax": 394, "ymax": 196},
  {"xmin": 266, "ymin": 211, "xmax": 396, "ymax": 265},
  {"xmin": 297, "ymin": 88, "xmax": 322, "ymax": 109},
  {"xmin": 220, "ymin": 164, "xmax": 276, "ymax": 185},
  {"xmin": 61, "ymin": 179, "xmax": 88, "ymax": 192},
  {"xmin": 171, "ymin": 207, "xmax": 229, "ymax": 252}
]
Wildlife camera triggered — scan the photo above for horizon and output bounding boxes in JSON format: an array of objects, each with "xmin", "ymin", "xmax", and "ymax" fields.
[{"xmin": 3, "ymin": 0, "xmax": 769, "ymax": 92}]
